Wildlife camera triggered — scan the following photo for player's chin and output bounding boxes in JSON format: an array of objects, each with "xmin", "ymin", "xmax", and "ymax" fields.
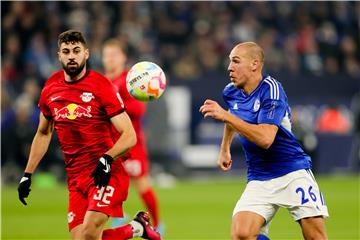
[{"xmin": 233, "ymin": 82, "xmax": 242, "ymax": 89}]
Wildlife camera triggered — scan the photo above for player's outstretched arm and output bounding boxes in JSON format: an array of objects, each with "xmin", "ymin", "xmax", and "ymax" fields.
[
  {"xmin": 200, "ymin": 99, "xmax": 278, "ymax": 149},
  {"xmin": 218, "ymin": 123, "xmax": 236, "ymax": 171},
  {"xmin": 18, "ymin": 112, "xmax": 54, "ymax": 205}
]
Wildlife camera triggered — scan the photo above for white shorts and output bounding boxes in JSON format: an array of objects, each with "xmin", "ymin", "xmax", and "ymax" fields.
[{"xmin": 232, "ymin": 169, "xmax": 329, "ymax": 235}]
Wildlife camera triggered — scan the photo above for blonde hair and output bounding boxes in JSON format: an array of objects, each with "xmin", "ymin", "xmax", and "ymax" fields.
[
  {"xmin": 103, "ymin": 38, "xmax": 127, "ymax": 54},
  {"xmin": 236, "ymin": 42, "xmax": 264, "ymax": 65}
]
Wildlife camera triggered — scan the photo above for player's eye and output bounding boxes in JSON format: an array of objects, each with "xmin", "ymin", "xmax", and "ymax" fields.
[{"xmin": 62, "ymin": 50, "xmax": 69, "ymax": 54}]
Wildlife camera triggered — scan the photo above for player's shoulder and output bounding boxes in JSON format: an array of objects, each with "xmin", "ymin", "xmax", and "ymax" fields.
[
  {"xmin": 88, "ymin": 70, "xmax": 115, "ymax": 88},
  {"xmin": 45, "ymin": 70, "xmax": 63, "ymax": 84},
  {"xmin": 260, "ymin": 75, "xmax": 285, "ymax": 100},
  {"xmin": 42, "ymin": 70, "xmax": 63, "ymax": 93}
]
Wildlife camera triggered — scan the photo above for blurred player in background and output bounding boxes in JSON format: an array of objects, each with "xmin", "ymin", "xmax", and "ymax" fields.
[
  {"xmin": 102, "ymin": 39, "xmax": 162, "ymax": 232},
  {"xmin": 200, "ymin": 42, "xmax": 328, "ymax": 240},
  {"xmin": 17, "ymin": 30, "xmax": 161, "ymax": 240}
]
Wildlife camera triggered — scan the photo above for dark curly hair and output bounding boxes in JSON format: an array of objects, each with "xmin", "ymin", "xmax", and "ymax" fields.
[{"xmin": 57, "ymin": 30, "xmax": 87, "ymax": 48}]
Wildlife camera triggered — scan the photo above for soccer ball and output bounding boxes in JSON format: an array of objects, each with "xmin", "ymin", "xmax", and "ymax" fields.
[{"xmin": 126, "ymin": 61, "xmax": 166, "ymax": 102}]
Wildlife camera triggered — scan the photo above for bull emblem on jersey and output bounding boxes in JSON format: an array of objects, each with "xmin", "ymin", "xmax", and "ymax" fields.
[{"xmin": 54, "ymin": 103, "xmax": 92, "ymax": 120}]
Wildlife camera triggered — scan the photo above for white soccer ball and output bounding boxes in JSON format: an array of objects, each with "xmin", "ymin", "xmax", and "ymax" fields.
[{"xmin": 126, "ymin": 61, "xmax": 167, "ymax": 102}]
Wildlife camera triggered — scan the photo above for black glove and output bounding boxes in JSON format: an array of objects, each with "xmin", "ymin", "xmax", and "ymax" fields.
[
  {"xmin": 91, "ymin": 154, "xmax": 114, "ymax": 188},
  {"xmin": 18, "ymin": 172, "xmax": 32, "ymax": 205}
]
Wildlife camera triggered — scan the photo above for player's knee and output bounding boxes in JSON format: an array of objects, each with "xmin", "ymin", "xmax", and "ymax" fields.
[
  {"xmin": 231, "ymin": 225, "xmax": 257, "ymax": 240},
  {"xmin": 82, "ymin": 223, "xmax": 101, "ymax": 240},
  {"xmin": 305, "ymin": 230, "xmax": 327, "ymax": 240},
  {"xmin": 82, "ymin": 227, "xmax": 97, "ymax": 240}
]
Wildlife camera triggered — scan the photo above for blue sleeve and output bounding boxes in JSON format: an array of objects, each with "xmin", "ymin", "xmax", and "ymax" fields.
[
  {"xmin": 258, "ymin": 80, "xmax": 287, "ymax": 126},
  {"xmin": 222, "ymin": 83, "xmax": 234, "ymax": 109}
]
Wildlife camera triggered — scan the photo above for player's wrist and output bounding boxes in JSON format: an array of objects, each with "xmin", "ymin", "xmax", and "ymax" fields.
[
  {"xmin": 102, "ymin": 154, "xmax": 114, "ymax": 164},
  {"xmin": 23, "ymin": 172, "xmax": 32, "ymax": 178},
  {"xmin": 222, "ymin": 111, "xmax": 230, "ymax": 123}
]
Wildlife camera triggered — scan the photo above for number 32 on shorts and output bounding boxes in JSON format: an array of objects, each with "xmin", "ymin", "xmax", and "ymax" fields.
[
  {"xmin": 296, "ymin": 185, "xmax": 325, "ymax": 206},
  {"xmin": 94, "ymin": 185, "xmax": 115, "ymax": 205}
]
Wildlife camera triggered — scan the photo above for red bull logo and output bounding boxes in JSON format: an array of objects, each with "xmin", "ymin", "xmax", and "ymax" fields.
[{"xmin": 54, "ymin": 103, "xmax": 92, "ymax": 120}]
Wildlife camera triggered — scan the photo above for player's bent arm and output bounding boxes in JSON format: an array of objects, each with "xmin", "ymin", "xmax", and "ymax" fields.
[
  {"xmin": 224, "ymin": 112, "xmax": 278, "ymax": 149},
  {"xmin": 24, "ymin": 113, "xmax": 54, "ymax": 173},
  {"xmin": 220, "ymin": 123, "xmax": 236, "ymax": 153},
  {"xmin": 106, "ymin": 112, "xmax": 137, "ymax": 160},
  {"xmin": 218, "ymin": 123, "xmax": 236, "ymax": 171}
]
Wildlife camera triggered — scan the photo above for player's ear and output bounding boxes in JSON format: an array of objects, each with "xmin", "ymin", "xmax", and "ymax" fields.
[
  {"xmin": 252, "ymin": 59, "xmax": 259, "ymax": 71},
  {"xmin": 85, "ymin": 48, "xmax": 90, "ymax": 60}
]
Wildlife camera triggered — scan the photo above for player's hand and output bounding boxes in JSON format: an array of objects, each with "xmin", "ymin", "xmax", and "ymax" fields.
[
  {"xmin": 91, "ymin": 154, "xmax": 114, "ymax": 187},
  {"xmin": 199, "ymin": 99, "xmax": 228, "ymax": 122},
  {"xmin": 217, "ymin": 150, "xmax": 232, "ymax": 171},
  {"xmin": 18, "ymin": 172, "xmax": 32, "ymax": 205}
]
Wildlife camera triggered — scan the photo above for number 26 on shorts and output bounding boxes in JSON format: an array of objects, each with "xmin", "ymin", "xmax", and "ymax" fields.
[{"xmin": 296, "ymin": 185, "xmax": 325, "ymax": 206}]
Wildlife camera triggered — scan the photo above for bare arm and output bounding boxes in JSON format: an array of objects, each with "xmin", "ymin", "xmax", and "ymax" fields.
[
  {"xmin": 105, "ymin": 111, "xmax": 137, "ymax": 160},
  {"xmin": 200, "ymin": 99, "xmax": 278, "ymax": 149},
  {"xmin": 24, "ymin": 113, "xmax": 54, "ymax": 173},
  {"xmin": 220, "ymin": 123, "xmax": 236, "ymax": 152},
  {"xmin": 224, "ymin": 112, "xmax": 278, "ymax": 149},
  {"xmin": 218, "ymin": 123, "xmax": 236, "ymax": 171}
]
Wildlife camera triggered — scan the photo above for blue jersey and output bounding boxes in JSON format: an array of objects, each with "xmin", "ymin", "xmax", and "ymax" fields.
[{"xmin": 223, "ymin": 75, "xmax": 311, "ymax": 181}]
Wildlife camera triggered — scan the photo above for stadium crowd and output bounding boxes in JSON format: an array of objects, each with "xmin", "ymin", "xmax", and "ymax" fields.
[{"xmin": 2, "ymin": 1, "xmax": 360, "ymax": 179}]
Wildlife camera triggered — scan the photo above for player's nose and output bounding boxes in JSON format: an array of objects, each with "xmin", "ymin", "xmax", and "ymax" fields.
[{"xmin": 67, "ymin": 52, "xmax": 76, "ymax": 60}]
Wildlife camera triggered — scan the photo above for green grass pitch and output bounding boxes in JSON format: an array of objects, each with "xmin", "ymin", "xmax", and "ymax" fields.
[{"xmin": 2, "ymin": 175, "xmax": 359, "ymax": 239}]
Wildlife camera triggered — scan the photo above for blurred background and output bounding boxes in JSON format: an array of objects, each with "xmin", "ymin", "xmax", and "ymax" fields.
[{"xmin": 1, "ymin": 1, "xmax": 360, "ymax": 239}]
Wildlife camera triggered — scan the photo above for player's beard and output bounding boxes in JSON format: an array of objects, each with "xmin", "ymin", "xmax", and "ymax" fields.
[{"xmin": 62, "ymin": 59, "xmax": 86, "ymax": 78}]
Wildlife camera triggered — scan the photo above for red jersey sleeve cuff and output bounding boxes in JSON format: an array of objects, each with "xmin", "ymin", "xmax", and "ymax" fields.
[
  {"xmin": 42, "ymin": 113, "xmax": 53, "ymax": 120},
  {"xmin": 108, "ymin": 108, "xmax": 126, "ymax": 119}
]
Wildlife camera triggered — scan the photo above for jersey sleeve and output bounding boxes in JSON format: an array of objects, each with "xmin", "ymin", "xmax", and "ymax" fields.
[
  {"xmin": 38, "ymin": 88, "xmax": 52, "ymax": 120},
  {"xmin": 222, "ymin": 83, "xmax": 235, "ymax": 110},
  {"xmin": 258, "ymin": 79, "xmax": 287, "ymax": 126},
  {"xmin": 100, "ymin": 79, "xmax": 126, "ymax": 118}
]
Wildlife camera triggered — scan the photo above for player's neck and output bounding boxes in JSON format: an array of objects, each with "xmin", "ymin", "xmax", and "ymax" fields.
[
  {"xmin": 64, "ymin": 67, "xmax": 87, "ymax": 82},
  {"xmin": 107, "ymin": 67, "xmax": 124, "ymax": 80},
  {"xmin": 243, "ymin": 73, "xmax": 263, "ymax": 95}
]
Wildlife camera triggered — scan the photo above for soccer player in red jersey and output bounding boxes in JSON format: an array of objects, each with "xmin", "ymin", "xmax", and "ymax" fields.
[
  {"xmin": 102, "ymin": 39, "xmax": 162, "ymax": 232},
  {"xmin": 17, "ymin": 30, "xmax": 161, "ymax": 240}
]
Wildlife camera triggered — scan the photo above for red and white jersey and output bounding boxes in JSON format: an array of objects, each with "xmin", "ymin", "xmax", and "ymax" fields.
[{"xmin": 39, "ymin": 70, "xmax": 126, "ymax": 174}]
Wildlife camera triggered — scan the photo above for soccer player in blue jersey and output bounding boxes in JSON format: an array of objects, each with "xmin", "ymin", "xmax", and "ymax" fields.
[{"xmin": 200, "ymin": 42, "xmax": 328, "ymax": 240}]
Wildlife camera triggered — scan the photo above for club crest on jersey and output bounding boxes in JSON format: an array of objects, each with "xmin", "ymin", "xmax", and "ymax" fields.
[
  {"xmin": 67, "ymin": 212, "xmax": 76, "ymax": 223},
  {"xmin": 253, "ymin": 98, "xmax": 260, "ymax": 112},
  {"xmin": 80, "ymin": 92, "xmax": 94, "ymax": 103}
]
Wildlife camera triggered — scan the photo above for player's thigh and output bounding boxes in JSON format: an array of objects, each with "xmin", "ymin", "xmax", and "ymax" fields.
[
  {"xmin": 68, "ymin": 189, "xmax": 88, "ymax": 232},
  {"xmin": 88, "ymin": 171, "xmax": 129, "ymax": 219},
  {"xmin": 232, "ymin": 180, "xmax": 277, "ymax": 238},
  {"xmin": 132, "ymin": 175, "xmax": 151, "ymax": 193},
  {"xmin": 70, "ymin": 224, "xmax": 83, "ymax": 240},
  {"xmin": 231, "ymin": 211, "xmax": 265, "ymax": 239},
  {"xmin": 298, "ymin": 216, "xmax": 328, "ymax": 240},
  {"xmin": 286, "ymin": 170, "xmax": 329, "ymax": 220}
]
